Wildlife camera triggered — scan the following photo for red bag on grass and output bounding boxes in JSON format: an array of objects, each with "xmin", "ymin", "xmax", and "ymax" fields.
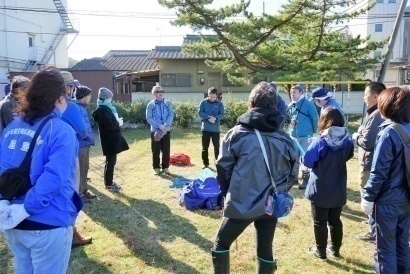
[{"xmin": 170, "ymin": 153, "xmax": 191, "ymax": 166}]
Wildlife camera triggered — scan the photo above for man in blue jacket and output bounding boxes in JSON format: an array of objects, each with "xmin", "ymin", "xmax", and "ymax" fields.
[
  {"xmin": 287, "ymin": 85, "xmax": 319, "ymax": 189},
  {"xmin": 60, "ymin": 71, "xmax": 92, "ymax": 247},
  {"xmin": 146, "ymin": 86, "xmax": 174, "ymax": 175},
  {"xmin": 74, "ymin": 86, "xmax": 96, "ymax": 200},
  {"xmin": 310, "ymin": 87, "xmax": 344, "ymax": 117},
  {"xmin": 198, "ymin": 87, "xmax": 225, "ymax": 169}
]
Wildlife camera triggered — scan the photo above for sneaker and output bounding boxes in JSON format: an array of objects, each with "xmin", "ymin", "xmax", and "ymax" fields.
[
  {"xmin": 361, "ymin": 220, "xmax": 369, "ymax": 225},
  {"xmin": 326, "ymin": 247, "xmax": 340, "ymax": 258},
  {"xmin": 202, "ymin": 165, "xmax": 209, "ymax": 169},
  {"xmin": 105, "ymin": 182, "xmax": 121, "ymax": 191},
  {"xmin": 72, "ymin": 227, "xmax": 92, "ymax": 247},
  {"xmin": 358, "ymin": 232, "xmax": 374, "ymax": 241},
  {"xmin": 154, "ymin": 168, "xmax": 161, "ymax": 175},
  {"xmin": 83, "ymin": 191, "xmax": 97, "ymax": 199},
  {"xmin": 162, "ymin": 168, "xmax": 170, "ymax": 175},
  {"xmin": 308, "ymin": 247, "xmax": 327, "ymax": 260}
]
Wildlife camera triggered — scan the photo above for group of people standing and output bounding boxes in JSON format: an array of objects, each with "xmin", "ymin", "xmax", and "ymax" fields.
[{"xmin": 0, "ymin": 68, "xmax": 408, "ymax": 274}]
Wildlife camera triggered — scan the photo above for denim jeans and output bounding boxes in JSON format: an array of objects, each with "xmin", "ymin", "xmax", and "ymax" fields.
[
  {"xmin": 213, "ymin": 215, "xmax": 278, "ymax": 261},
  {"xmin": 3, "ymin": 226, "xmax": 73, "ymax": 274}
]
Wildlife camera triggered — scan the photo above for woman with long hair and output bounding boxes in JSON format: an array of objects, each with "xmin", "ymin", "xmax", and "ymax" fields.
[{"xmin": 0, "ymin": 67, "xmax": 83, "ymax": 273}]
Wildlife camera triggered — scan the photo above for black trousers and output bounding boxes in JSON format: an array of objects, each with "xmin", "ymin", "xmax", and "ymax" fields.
[
  {"xmin": 213, "ymin": 215, "xmax": 278, "ymax": 261},
  {"xmin": 311, "ymin": 204, "xmax": 343, "ymax": 254},
  {"xmin": 151, "ymin": 131, "xmax": 171, "ymax": 169},
  {"xmin": 104, "ymin": 154, "xmax": 117, "ymax": 186},
  {"xmin": 202, "ymin": 131, "xmax": 220, "ymax": 166}
]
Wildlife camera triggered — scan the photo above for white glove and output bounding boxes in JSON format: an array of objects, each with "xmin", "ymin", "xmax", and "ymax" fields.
[
  {"xmin": 0, "ymin": 204, "xmax": 30, "ymax": 231},
  {"xmin": 117, "ymin": 117, "xmax": 123, "ymax": 127},
  {"xmin": 352, "ymin": 132, "xmax": 359, "ymax": 141},
  {"xmin": 0, "ymin": 200, "xmax": 11, "ymax": 213},
  {"xmin": 361, "ymin": 200, "xmax": 374, "ymax": 215},
  {"xmin": 358, "ymin": 125, "xmax": 363, "ymax": 133},
  {"xmin": 208, "ymin": 116, "xmax": 216, "ymax": 124}
]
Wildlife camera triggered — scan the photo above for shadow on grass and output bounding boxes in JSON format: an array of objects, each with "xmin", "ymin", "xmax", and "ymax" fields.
[
  {"xmin": 326, "ymin": 256, "xmax": 374, "ymax": 273},
  {"xmin": 83, "ymin": 186, "xmax": 212, "ymax": 273},
  {"xmin": 69, "ymin": 248, "xmax": 111, "ymax": 274}
]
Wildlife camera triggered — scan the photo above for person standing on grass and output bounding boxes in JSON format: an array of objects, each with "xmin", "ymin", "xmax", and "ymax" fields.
[
  {"xmin": 198, "ymin": 87, "xmax": 224, "ymax": 169},
  {"xmin": 0, "ymin": 68, "xmax": 83, "ymax": 273},
  {"xmin": 212, "ymin": 82, "xmax": 298, "ymax": 274},
  {"xmin": 361, "ymin": 86, "xmax": 410, "ymax": 274},
  {"xmin": 146, "ymin": 85, "xmax": 174, "ymax": 175},
  {"xmin": 310, "ymin": 87, "xmax": 344, "ymax": 117},
  {"xmin": 286, "ymin": 84, "xmax": 319, "ymax": 189},
  {"xmin": 302, "ymin": 107, "xmax": 354, "ymax": 260},
  {"xmin": 73, "ymin": 86, "xmax": 96, "ymax": 201},
  {"xmin": 351, "ymin": 82, "xmax": 385, "ymax": 242},
  {"xmin": 92, "ymin": 88, "xmax": 129, "ymax": 192}
]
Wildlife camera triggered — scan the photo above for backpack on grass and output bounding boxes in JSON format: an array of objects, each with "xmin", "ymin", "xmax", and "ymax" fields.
[
  {"xmin": 178, "ymin": 178, "xmax": 221, "ymax": 210},
  {"xmin": 390, "ymin": 123, "xmax": 410, "ymax": 187}
]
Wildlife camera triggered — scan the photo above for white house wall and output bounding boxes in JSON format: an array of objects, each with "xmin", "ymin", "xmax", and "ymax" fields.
[{"xmin": 0, "ymin": 0, "xmax": 69, "ymax": 87}]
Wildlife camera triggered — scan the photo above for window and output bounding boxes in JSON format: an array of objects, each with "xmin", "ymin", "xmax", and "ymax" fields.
[
  {"xmin": 119, "ymin": 83, "xmax": 129, "ymax": 94},
  {"xmin": 28, "ymin": 37, "xmax": 34, "ymax": 47},
  {"xmin": 160, "ymin": 74, "xmax": 191, "ymax": 87},
  {"xmin": 375, "ymin": 24, "xmax": 383, "ymax": 32},
  {"xmin": 374, "ymin": 51, "xmax": 382, "ymax": 59},
  {"xmin": 222, "ymin": 73, "xmax": 243, "ymax": 86},
  {"xmin": 376, "ymin": 0, "xmax": 383, "ymax": 3},
  {"xmin": 388, "ymin": 0, "xmax": 396, "ymax": 3}
]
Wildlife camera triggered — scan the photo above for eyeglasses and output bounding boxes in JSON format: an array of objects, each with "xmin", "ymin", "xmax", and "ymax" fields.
[{"xmin": 155, "ymin": 90, "xmax": 164, "ymax": 93}]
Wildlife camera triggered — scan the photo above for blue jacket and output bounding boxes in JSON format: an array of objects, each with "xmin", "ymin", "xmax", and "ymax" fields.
[
  {"xmin": 363, "ymin": 120, "xmax": 410, "ymax": 204},
  {"xmin": 287, "ymin": 97, "xmax": 318, "ymax": 138},
  {"xmin": 73, "ymin": 100, "xmax": 95, "ymax": 148},
  {"xmin": 198, "ymin": 98, "xmax": 224, "ymax": 132},
  {"xmin": 146, "ymin": 99, "xmax": 174, "ymax": 132},
  {"xmin": 321, "ymin": 98, "xmax": 344, "ymax": 116},
  {"xmin": 277, "ymin": 96, "xmax": 287, "ymax": 119},
  {"xmin": 61, "ymin": 101, "xmax": 87, "ymax": 140},
  {"xmin": 0, "ymin": 109, "xmax": 82, "ymax": 227},
  {"xmin": 302, "ymin": 126, "xmax": 354, "ymax": 208}
]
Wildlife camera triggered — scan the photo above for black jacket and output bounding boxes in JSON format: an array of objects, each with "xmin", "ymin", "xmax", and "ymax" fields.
[
  {"xmin": 216, "ymin": 108, "xmax": 298, "ymax": 219},
  {"xmin": 92, "ymin": 105, "xmax": 129, "ymax": 156}
]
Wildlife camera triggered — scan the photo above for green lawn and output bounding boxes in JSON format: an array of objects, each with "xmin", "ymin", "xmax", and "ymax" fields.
[{"xmin": 0, "ymin": 118, "xmax": 376, "ymax": 273}]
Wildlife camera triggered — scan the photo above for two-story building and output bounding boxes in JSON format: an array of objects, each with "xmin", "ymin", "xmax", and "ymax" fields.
[
  {"xmin": 348, "ymin": 0, "xmax": 410, "ymax": 85},
  {"xmin": 0, "ymin": 0, "xmax": 78, "ymax": 95}
]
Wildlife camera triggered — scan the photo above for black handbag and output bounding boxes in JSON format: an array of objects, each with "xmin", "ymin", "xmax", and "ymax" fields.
[{"xmin": 0, "ymin": 115, "xmax": 55, "ymax": 200}]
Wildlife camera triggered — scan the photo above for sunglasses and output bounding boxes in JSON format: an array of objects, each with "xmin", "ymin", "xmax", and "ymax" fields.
[{"xmin": 155, "ymin": 90, "xmax": 164, "ymax": 93}]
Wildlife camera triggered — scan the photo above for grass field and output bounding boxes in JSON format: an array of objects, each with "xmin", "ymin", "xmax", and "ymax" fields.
[{"xmin": 0, "ymin": 117, "xmax": 376, "ymax": 274}]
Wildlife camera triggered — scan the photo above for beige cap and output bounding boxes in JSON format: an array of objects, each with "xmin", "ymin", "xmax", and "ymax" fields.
[{"xmin": 60, "ymin": 71, "xmax": 75, "ymax": 85}]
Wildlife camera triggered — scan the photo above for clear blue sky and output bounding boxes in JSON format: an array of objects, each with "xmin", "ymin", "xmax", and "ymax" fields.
[{"xmin": 67, "ymin": 0, "xmax": 284, "ymax": 61}]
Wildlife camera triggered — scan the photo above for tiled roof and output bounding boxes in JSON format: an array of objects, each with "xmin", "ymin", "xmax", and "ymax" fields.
[
  {"xmin": 147, "ymin": 35, "xmax": 233, "ymax": 59},
  {"xmin": 71, "ymin": 50, "xmax": 157, "ymax": 71}
]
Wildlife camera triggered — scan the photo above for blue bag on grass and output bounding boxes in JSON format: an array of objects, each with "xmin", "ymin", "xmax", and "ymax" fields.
[{"xmin": 179, "ymin": 178, "xmax": 221, "ymax": 210}]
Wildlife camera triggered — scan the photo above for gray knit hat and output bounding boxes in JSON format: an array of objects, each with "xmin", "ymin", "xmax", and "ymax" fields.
[{"xmin": 98, "ymin": 87, "xmax": 113, "ymax": 100}]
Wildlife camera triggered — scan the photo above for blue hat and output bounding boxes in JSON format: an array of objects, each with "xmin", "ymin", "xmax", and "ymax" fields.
[
  {"xmin": 269, "ymin": 82, "xmax": 277, "ymax": 91},
  {"xmin": 311, "ymin": 87, "xmax": 330, "ymax": 100}
]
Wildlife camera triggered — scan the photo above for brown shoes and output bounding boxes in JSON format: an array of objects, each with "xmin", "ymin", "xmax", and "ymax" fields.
[{"xmin": 72, "ymin": 226, "xmax": 92, "ymax": 247}]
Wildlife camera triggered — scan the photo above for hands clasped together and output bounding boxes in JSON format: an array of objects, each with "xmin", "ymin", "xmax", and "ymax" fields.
[{"xmin": 0, "ymin": 200, "xmax": 30, "ymax": 232}]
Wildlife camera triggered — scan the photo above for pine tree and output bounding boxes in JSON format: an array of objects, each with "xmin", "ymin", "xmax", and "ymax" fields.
[{"xmin": 158, "ymin": 0, "xmax": 386, "ymax": 82}]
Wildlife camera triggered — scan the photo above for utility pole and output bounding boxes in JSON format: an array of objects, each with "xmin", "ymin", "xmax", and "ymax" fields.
[{"xmin": 377, "ymin": 0, "xmax": 408, "ymax": 82}]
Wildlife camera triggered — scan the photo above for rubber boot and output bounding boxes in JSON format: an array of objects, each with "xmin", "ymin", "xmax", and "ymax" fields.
[
  {"xmin": 298, "ymin": 172, "xmax": 309, "ymax": 189},
  {"xmin": 257, "ymin": 257, "xmax": 277, "ymax": 274},
  {"xmin": 211, "ymin": 249, "xmax": 230, "ymax": 274}
]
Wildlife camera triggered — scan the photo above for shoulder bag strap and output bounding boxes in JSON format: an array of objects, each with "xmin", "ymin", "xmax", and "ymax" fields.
[
  {"xmin": 390, "ymin": 123, "xmax": 410, "ymax": 145},
  {"xmin": 19, "ymin": 115, "xmax": 57, "ymax": 169},
  {"xmin": 254, "ymin": 129, "xmax": 277, "ymax": 193}
]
